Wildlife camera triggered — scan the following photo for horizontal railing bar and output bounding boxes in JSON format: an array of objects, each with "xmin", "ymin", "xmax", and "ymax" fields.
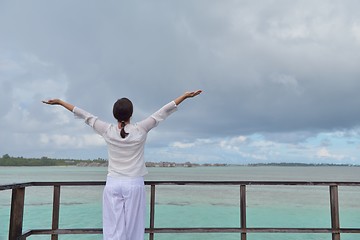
[
  {"xmin": 148, "ymin": 227, "xmax": 360, "ymax": 234},
  {"xmin": 2, "ymin": 180, "xmax": 360, "ymax": 191},
  {"xmin": 22, "ymin": 228, "xmax": 102, "ymax": 236},
  {"xmin": 0, "ymin": 182, "xmax": 33, "ymax": 191},
  {"xmin": 0, "ymin": 182, "xmax": 106, "ymax": 191},
  {"xmin": 246, "ymin": 228, "xmax": 360, "ymax": 234},
  {"xmin": 31, "ymin": 181, "xmax": 106, "ymax": 187},
  {"xmin": 148, "ymin": 228, "xmax": 335, "ymax": 233},
  {"xmin": 145, "ymin": 181, "xmax": 360, "ymax": 186},
  {"xmin": 21, "ymin": 227, "xmax": 360, "ymax": 236}
]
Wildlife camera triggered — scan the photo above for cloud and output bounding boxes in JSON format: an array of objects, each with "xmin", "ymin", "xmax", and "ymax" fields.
[
  {"xmin": 40, "ymin": 133, "xmax": 105, "ymax": 148},
  {"xmin": 316, "ymin": 147, "xmax": 346, "ymax": 161},
  {"xmin": 171, "ymin": 142, "xmax": 196, "ymax": 149},
  {"xmin": 1, "ymin": 1, "xmax": 360, "ymax": 164},
  {"xmin": 352, "ymin": 22, "xmax": 360, "ymax": 43}
]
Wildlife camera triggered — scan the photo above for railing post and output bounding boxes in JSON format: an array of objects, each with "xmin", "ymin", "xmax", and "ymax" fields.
[
  {"xmin": 149, "ymin": 184, "xmax": 156, "ymax": 240},
  {"xmin": 52, "ymin": 185, "xmax": 61, "ymax": 240},
  {"xmin": 330, "ymin": 185, "xmax": 340, "ymax": 240},
  {"xmin": 240, "ymin": 185, "xmax": 247, "ymax": 240},
  {"xmin": 9, "ymin": 187, "xmax": 25, "ymax": 240}
]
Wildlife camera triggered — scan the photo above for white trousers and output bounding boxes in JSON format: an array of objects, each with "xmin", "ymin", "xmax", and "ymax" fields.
[{"xmin": 103, "ymin": 176, "xmax": 146, "ymax": 240}]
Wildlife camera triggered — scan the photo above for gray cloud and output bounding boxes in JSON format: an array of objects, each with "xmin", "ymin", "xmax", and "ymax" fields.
[{"xmin": 1, "ymin": 0, "xmax": 360, "ymax": 161}]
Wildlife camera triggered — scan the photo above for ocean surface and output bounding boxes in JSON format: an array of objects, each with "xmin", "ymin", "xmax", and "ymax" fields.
[{"xmin": 0, "ymin": 166, "xmax": 360, "ymax": 240}]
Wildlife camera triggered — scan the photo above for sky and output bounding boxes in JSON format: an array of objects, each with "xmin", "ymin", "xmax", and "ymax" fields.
[{"xmin": 1, "ymin": 0, "xmax": 360, "ymax": 164}]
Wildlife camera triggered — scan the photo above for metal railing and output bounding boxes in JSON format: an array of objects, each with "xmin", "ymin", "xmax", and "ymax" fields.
[{"xmin": 1, "ymin": 181, "xmax": 360, "ymax": 240}]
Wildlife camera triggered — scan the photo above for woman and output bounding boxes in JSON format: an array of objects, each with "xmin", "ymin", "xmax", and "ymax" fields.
[{"xmin": 42, "ymin": 90, "xmax": 202, "ymax": 240}]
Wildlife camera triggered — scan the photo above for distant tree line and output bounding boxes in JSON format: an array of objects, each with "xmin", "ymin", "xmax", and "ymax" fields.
[
  {"xmin": 1, "ymin": 154, "xmax": 358, "ymax": 167},
  {"xmin": 0, "ymin": 154, "xmax": 106, "ymax": 166},
  {"xmin": 247, "ymin": 162, "xmax": 358, "ymax": 167}
]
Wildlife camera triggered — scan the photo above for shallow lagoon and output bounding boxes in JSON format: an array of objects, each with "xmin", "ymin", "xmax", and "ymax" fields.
[{"xmin": 1, "ymin": 166, "xmax": 359, "ymax": 240}]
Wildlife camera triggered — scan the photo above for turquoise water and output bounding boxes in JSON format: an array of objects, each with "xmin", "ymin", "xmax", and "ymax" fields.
[{"xmin": 0, "ymin": 166, "xmax": 360, "ymax": 240}]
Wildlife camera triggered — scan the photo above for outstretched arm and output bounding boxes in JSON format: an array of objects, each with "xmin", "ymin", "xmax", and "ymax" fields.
[
  {"xmin": 138, "ymin": 90, "xmax": 202, "ymax": 132},
  {"xmin": 42, "ymin": 99, "xmax": 110, "ymax": 135},
  {"xmin": 42, "ymin": 99, "xmax": 75, "ymax": 112},
  {"xmin": 174, "ymin": 90, "xmax": 202, "ymax": 106}
]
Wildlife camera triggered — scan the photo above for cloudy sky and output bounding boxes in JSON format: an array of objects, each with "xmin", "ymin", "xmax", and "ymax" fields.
[{"xmin": 1, "ymin": 0, "xmax": 360, "ymax": 164}]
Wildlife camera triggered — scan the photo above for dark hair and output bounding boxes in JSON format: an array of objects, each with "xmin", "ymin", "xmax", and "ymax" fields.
[{"xmin": 113, "ymin": 98, "xmax": 133, "ymax": 138}]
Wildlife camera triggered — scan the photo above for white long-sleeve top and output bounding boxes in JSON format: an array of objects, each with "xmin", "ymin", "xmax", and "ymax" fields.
[{"xmin": 73, "ymin": 101, "xmax": 178, "ymax": 178}]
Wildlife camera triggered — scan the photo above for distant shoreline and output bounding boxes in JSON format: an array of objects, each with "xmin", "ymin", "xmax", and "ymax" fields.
[
  {"xmin": 0, "ymin": 155, "xmax": 358, "ymax": 167},
  {"xmin": 246, "ymin": 162, "xmax": 360, "ymax": 167}
]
